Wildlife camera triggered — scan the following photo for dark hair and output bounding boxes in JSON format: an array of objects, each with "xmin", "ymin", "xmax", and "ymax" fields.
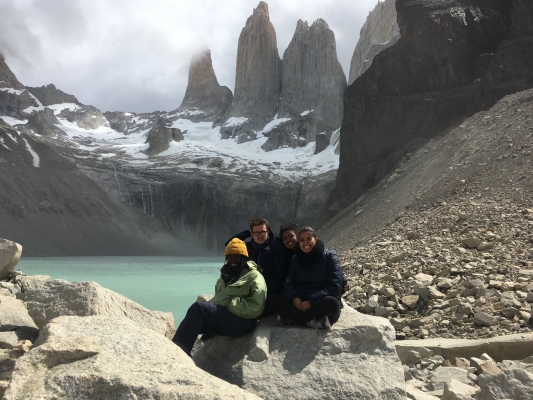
[
  {"xmin": 297, "ymin": 226, "xmax": 318, "ymax": 240},
  {"xmin": 249, "ymin": 217, "xmax": 268, "ymax": 230},
  {"xmin": 279, "ymin": 222, "xmax": 297, "ymax": 237}
]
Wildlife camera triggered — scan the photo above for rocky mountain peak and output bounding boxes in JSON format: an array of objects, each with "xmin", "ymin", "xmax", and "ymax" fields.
[
  {"xmin": 261, "ymin": 16, "xmax": 345, "ymax": 151},
  {"xmin": 176, "ymin": 49, "xmax": 232, "ymax": 123},
  {"xmin": 0, "ymin": 54, "xmax": 24, "ymax": 89},
  {"xmin": 348, "ymin": 0, "xmax": 400, "ymax": 84},
  {"xmin": 25, "ymin": 84, "xmax": 80, "ymax": 107},
  {"xmin": 218, "ymin": 1, "xmax": 282, "ymax": 140}
]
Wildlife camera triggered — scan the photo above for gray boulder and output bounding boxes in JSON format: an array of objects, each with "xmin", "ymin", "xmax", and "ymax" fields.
[
  {"xmin": 24, "ymin": 279, "xmax": 175, "ymax": 338},
  {"xmin": 0, "ymin": 296, "xmax": 38, "ymax": 335},
  {"xmin": 194, "ymin": 305, "xmax": 406, "ymax": 400},
  {"xmin": 144, "ymin": 123, "xmax": 174, "ymax": 156},
  {"xmin": 4, "ymin": 316, "xmax": 261, "ymax": 400},
  {"xmin": 476, "ymin": 360, "xmax": 533, "ymax": 400},
  {"xmin": 0, "ymin": 239, "xmax": 22, "ymax": 280}
]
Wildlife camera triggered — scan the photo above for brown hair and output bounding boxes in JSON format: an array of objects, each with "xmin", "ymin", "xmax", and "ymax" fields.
[
  {"xmin": 249, "ymin": 217, "xmax": 268, "ymax": 231},
  {"xmin": 297, "ymin": 226, "xmax": 318, "ymax": 240}
]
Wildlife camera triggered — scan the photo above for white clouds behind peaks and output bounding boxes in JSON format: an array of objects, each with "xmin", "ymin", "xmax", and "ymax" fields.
[{"xmin": 0, "ymin": 0, "xmax": 379, "ymax": 113}]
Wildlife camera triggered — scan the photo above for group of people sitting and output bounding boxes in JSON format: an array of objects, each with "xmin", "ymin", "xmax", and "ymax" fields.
[{"xmin": 172, "ymin": 217, "xmax": 346, "ymax": 357}]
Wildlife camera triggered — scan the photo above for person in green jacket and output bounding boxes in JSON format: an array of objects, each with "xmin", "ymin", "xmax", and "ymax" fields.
[{"xmin": 172, "ymin": 238, "xmax": 267, "ymax": 356}]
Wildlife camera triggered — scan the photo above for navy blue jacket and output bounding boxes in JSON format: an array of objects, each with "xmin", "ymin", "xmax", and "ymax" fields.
[
  {"xmin": 284, "ymin": 246, "xmax": 343, "ymax": 305},
  {"xmin": 226, "ymin": 229, "xmax": 285, "ymax": 295}
]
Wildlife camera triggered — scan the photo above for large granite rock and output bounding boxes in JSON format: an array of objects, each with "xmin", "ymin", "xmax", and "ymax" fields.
[
  {"xmin": 0, "ymin": 239, "xmax": 22, "ymax": 280},
  {"xmin": 175, "ymin": 50, "xmax": 233, "ymax": 124},
  {"xmin": 4, "ymin": 316, "xmax": 261, "ymax": 400},
  {"xmin": 144, "ymin": 119, "xmax": 174, "ymax": 156},
  {"xmin": 194, "ymin": 306, "xmax": 406, "ymax": 400},
  {"xmin": 348, "ymin": 0, "xmax": 400, "ymax": 84},
  {"xmin": 0, "ymin": 296, "xmax": 38, "ymax": 334},
  {"xmin": 320, "ymin": 0, "xmax": 533, "ymax": 223},
  {"xmin": 25, "ymin": 84, "xmax": 79, "ymax": 107},
  {"xmin": 476, "ymin": 359, "xmax": 533, "ymax": 400},
  {"xmin": 268, "ymin": 19, "xmax": 346, "ymax": 149},
  {"xmin": 219, "ymin": 1, "xmax": 282, "ymax": 140},
  {"xmin": 24, "ymin": 280, "xmax": 175, "ymax": 338}
]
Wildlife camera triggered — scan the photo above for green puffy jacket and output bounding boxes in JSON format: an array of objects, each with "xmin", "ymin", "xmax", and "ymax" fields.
[{"xmin": 209, "ymin": 261, "xmax": 267, "ymax": 319}]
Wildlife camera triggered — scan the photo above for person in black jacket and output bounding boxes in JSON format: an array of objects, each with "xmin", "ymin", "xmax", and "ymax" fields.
[
  {"xmin": 225, "ymin": 217, "xmax": 285, "ymax": 296},
  {"xmin": 265, "ymin": 226, "xmax": 343, "ymax": 329},
  {"xmin": 279, "ymin": 222, "xmax": 298, "ymax": 280}
]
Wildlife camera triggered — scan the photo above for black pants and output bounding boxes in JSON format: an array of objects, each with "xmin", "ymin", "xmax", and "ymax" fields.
[
  {"xmin": 265, "ymin": 294, "xmax": 341, "ymax": 325},
  {"xmin": 172, "ymin": 301, "xmax": 256, "ymax": 356}
]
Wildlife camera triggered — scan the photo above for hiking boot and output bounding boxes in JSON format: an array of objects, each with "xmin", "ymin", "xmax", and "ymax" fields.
[
  {"xmin": 277, "ymin": 315, "xmax": 294, "ymax": 326},
  {"xmin": 307, "ymin": 316, "xmax": 331, "ymax": 330}
]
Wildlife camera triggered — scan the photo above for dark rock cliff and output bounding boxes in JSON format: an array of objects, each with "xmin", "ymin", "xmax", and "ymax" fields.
[
  {"xmin": 25, "ymin": 84, "xmax": 79, "ymax": 107},
  {"xmin": 218, "ymin": 1, "xmax": 282, "ymax": 140},
  {"xmin": 320, "ymin": 0, "xmax": 533, "ymax": 224},
  {"xmin": 175, "ymin": 50, "xmax": 233, "ymax": 123}
]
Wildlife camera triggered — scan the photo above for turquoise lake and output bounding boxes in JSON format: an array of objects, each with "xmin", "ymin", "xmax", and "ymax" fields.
[{"xmin": 17, "ymin": 256, "xmax": 223, "ymax": 326}]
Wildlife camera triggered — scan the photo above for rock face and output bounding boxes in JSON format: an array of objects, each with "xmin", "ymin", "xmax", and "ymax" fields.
[
  {"xmin": 0, "ymin": 296, "xmax": 38, "ymax": 334},
  {"xmin": 23, "ymin": 280, "xmax": 175, "ymax": 338},
  {"xmin": 219, "ymin": 1, "xmax": 282, "ymax": 140},
  {"xmin": 4, "ymin": 316, "xmax": 261, "ymax": 400},
  {"xmin": 476, "ymin": 359, "xmax": 533, "ymax": 400},
  {"xmin": 0, "ymin": 55, "xmax": 23, "ymax": 89},
  {"xmin": 321, "ymin": 0, "xmax": 533, "ymax": 223},
  {"xmin": 193, "ymin": 306, "xmax": 406, "ymax": 400},
  {"xmin": 26, "ymin": 108, "xmax": 64, "ymax": 137},
  {"xmin": 25, "ymin": 84, "xmax": 79, "ymax": 107},
  {"xmin": 348, "ymin": 0, "xmax": 400, "ymax": 84},
  {"xmin": 0, "ymin": 239, "xmax": 22, "ymax": 280},
  {"xmin": 261, "ymin": 19, "xmax": 346, "ymax": 152},
  {"xmin": 176, "ymin": 50, "xmax": 233, "ymax": 124}
]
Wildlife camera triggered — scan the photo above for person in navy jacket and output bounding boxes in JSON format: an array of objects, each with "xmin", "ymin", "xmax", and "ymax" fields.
[
  {"xmin": 265, "ymin": 225, "xmax": 343, "ymax": 329},
  {"xmin": 225, "ymin": 217, "xmax": 285, "ymax": 296}
]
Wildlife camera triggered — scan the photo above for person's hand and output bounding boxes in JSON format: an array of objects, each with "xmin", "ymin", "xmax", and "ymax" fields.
[
  {"xmin": 301, "ymin": 301, "xmax": 311, "ymax": 311},
  {"xmin": 293, "ymin": 297, "xmax": 304, "ymax": 311}
]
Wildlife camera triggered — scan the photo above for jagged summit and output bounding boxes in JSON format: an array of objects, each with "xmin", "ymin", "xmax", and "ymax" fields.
[
  {"xmin": 175, "ymin": 49, "xmax": 232, "ymax": 123},
  {"xmin": 0, "ymin": 54, "xmax": 24, "ymax": 89},
  {"xmin": 348, "ymin": 0, "xmax": 400, "ymax": 84},
  {"xmin": 218, "ymin": 1, "xmax": 282, "ymax": 141},
  {"xmin": 261, "ymin": 16, "xmax": 346, "ymax": 152}
]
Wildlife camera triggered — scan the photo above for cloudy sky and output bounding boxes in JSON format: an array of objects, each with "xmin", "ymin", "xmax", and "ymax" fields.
[{"xmin": 0, "ymin": 0, "xmax": 380, "ymax": 113}]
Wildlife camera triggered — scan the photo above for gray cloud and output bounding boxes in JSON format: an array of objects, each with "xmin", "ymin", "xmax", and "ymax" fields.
[{"xmin": 0, "ymin": 0, "xmax": 380, "ymax": 113}]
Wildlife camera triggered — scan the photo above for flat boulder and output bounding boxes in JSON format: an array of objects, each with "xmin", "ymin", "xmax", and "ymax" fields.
[
  {"xmin": 0, "ymin": 297, "xmax": 38, "ymax": 335},
  {"xmin": 194, "ymin": 305, "xmax": 406, "ymax": 400},
  {"xmin": 4, "ymin": 316, "xmax": 260, "ymax": 400},
  {"xmin": 24, "ymin": 279, "xmax": 175, "ymax": 338},
  {"xmin": 0, "ymin": 239, "xmax": 22, "ymax": 280}
]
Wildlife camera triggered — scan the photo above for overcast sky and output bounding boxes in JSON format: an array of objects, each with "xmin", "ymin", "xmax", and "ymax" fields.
[{"xmin": 0, "ymin": 0, "xmax": 379, "ymax": 113}]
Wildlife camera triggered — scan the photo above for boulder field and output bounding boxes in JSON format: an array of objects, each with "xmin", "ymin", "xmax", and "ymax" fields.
[{"xmin": 2, "ymin": 238, "xmax": 533, "ymax": 399}]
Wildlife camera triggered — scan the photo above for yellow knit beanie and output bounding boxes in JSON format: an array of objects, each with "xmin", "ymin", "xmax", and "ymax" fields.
[{"xmin": 224, "ymin": 238, "xmax": 248, "ymax": 257}]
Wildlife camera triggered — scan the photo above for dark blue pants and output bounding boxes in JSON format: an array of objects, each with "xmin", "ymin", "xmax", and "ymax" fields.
[
  {"xmin": 172, "ymin": 301, "xmax": 256, "ymax": 356},
  {"xmin": 265, "ymin": 294, "xmax": 341, "ymax": 325}
]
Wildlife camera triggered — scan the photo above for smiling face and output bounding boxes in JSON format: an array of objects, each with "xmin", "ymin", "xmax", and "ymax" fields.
[
  {"xmin": 226, "ymin": 254, "xmax": 242, "ymax": 267},
  {"xmin": 251, "ymin": 224, "xmax": 269, "ymax": 245},
  {"xmin": 281, "ymin": 229, "xmax": 297, "ymax": 249},
  {"xmin": 299, "ymin": 231, "xmax": 317, "ymax": 253}
]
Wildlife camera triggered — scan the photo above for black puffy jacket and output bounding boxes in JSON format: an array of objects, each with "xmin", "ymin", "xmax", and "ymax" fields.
[{"xmin": 284, "ymin": 241, "xmax": 343, "ymax": 304}]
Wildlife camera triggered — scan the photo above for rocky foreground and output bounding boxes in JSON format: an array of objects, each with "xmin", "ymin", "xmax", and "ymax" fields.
[{"xmin": 2, "ymin": 238, "xmax": 533, "ymax": 399}]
